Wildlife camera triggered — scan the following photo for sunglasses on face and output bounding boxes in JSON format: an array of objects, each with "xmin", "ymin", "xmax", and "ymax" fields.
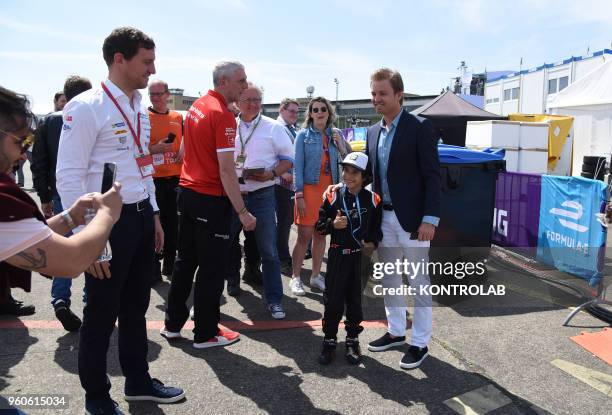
[
  {"xmin": 0, "ymin": 128, "xmax": 34, "ymax": 154},
  {"xmin": 311, "ymin": 106, "xmax": 327, "ymax": 113},
  {"xmin": 149, "ymin": 92, "xmax": 167, "ymax": 97}
]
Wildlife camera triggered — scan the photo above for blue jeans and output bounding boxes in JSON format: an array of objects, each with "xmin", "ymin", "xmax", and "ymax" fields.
[
  {"xmin": 50, "ymin": 194, "xmax": 87, "ymax": 308},
  {"xmin": 233, "ymin": 186, "xmax": 283, "ymax": 304}
]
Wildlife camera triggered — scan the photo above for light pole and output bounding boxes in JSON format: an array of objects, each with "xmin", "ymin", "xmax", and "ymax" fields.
[
  {"xmin": 333, "ymin": 78, "xmax": 340, "ymax": 126},
  {"xmin": 306, "ymin": 85, "xmax": 314, "ymax": 99},
  {"xmin": 333, "ymin": 78, "xmax": 339, "ymax": 103}
]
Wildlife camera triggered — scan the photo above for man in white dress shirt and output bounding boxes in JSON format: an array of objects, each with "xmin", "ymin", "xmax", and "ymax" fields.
[
  {"xmin": 56, "ymin": 27, "xmax": 184, "ymax": 415},
  {"xmin": 227, "ymin": 83, "xmax": 293, "ymax": 318}
]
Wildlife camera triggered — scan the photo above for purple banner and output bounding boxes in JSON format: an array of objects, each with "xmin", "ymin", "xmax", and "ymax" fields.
[
  {"xmin": 342, "ymin": 128, "xmax": 355, "ymax": 142},
  {"xmin": 493, "ymin": 172, "xmax": 542, "ymax": 255}
]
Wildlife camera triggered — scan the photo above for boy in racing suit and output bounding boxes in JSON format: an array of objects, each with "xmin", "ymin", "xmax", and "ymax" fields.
[{"xmin": 315, "ymin": 152, "xmax": 382, "ymax": 365}]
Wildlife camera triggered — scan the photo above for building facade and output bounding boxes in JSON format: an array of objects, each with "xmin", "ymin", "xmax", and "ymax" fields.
[
  {"xmin": 484, "ymin": 49, "xmax": 612, "ymax": 116},
  {"xmin": 167, "ymin": 88, "xmax": 198, "ymax": 111},
  {"xmin": 167, "ymin": 88, "xmax": 437, "ymax": 129},
  {"xmin": 261, "ymin": 93, "xmax": 437, "ymax": 128}
]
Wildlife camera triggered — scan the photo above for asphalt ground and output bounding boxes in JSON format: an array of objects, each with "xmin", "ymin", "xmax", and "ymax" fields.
[{"xmin": 1, "ymin": 165, "xmax": 610, "ymax": 415}]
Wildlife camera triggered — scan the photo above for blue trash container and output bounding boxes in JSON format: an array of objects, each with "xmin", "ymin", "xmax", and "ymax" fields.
[{"xmin": 431, "ymin": 145, "xmax": 506, "ymax": 265}]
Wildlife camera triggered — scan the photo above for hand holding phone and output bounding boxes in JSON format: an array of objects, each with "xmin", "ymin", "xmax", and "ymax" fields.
[
  {"xmin": 101, "ymin": 162, "xmax": 117, "ymax": 193},
  {"xmin": 165, "ymin": 133, "xmax": 176, "ymax": 144}
]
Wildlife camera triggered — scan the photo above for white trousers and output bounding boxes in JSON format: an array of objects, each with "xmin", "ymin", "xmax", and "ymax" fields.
[{"xmin": 378, "ymin": 210, "xmax": 432, "ymax": 347}]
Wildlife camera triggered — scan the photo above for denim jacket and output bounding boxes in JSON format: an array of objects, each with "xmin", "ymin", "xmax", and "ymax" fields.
[{"xmin": 294, "ymin": 125, "xmax": 347, "ymax": 192}]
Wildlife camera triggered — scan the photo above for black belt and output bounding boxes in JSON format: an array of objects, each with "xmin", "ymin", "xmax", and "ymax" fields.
[
  {"xmin": 154, "ymin": 176, "xmax": 179, "ymax": 180},
  {"xmin": 122, "ymin": 198, "xmax": 151, "ymax": 213},
  {"xmin": 382, "ymin": 204, "xmax": 394, "ymax": 211},
  {"xmin": 241, "ymin": 186, "xmax": 273, "ymax": 196}
]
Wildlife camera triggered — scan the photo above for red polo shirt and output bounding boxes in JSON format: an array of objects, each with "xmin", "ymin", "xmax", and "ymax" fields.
[{"xmin": 179, "ymin": 90, "xmax": 236, "ymax": 196}]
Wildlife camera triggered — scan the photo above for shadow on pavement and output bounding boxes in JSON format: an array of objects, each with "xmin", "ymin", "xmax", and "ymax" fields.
[
  {"xmin": 233, "ymin": 289, "xmax": 322, "ymax": 323},
  {"xmin": 53, "ymin": 331, "xmax": 163, "ymax": 378},
  {"xmin": 0, "ymin": 323, "xmax": 38, "ymax": 413},
  {"xmin": 183, "ymin": 344, "xmax": 340, "ymax": 415},
  {"xmin": 161, "ymin": 328, "xmax": 548, "ymax": 414}
]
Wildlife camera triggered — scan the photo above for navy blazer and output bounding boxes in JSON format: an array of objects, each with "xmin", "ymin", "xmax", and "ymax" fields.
[{"xmin": 366, "ymin": 110, "xmax": 441, "ymax": 233}]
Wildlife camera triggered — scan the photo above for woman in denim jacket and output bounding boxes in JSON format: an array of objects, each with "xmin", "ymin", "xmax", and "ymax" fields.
[{"xmin": 290, "ymin": 97, "xmax": 351, "ymax": 295}]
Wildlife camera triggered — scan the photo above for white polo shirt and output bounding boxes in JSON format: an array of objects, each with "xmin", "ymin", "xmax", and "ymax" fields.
[
  {"xmin": 56, "ymin": 79, "xmax": 158, "ymax": 215},
  {"xmin": 234, "ymin": 113, "xmax": 294, "ymax": 193}
]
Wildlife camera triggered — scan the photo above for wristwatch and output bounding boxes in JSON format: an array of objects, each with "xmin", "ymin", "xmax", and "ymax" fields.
[
  {"xmin": 153, "ymin": 210, "xmax": 160, "ymax": 216},
  {"xmin": 61, "ymin": 210, "xmax": 77, "ymax": 230}
]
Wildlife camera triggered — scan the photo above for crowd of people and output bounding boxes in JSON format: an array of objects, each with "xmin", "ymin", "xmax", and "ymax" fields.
[{"xmin": 0, "ymin": 26, "xmax": 440, "ymax": 415}]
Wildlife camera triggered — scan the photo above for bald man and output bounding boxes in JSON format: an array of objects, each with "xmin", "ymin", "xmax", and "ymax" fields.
[{"xmin": 148, "ymin": 79, "xmax": 183, "ymax": 281}]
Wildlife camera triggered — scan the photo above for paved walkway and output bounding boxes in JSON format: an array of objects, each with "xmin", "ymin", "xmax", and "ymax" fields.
[{"xmin": 1, "ymin": 167, "xmax": 610, "ymax": 415}]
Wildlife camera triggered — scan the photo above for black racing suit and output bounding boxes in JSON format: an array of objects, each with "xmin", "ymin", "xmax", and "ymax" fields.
[{"xmin": 315, "ymin": 185, "xmax": 382, "ymax": 339}]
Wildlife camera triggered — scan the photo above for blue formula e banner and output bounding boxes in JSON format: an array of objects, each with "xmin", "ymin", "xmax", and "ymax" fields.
[{"xmin": 536, "ymin": 175, "xmax": 607, "ymax": 286}]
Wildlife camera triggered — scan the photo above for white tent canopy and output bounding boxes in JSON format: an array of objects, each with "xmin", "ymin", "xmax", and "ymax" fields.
[{"xmin": 548, "ymin": 59, "xmax": 612, "ymax": 176}]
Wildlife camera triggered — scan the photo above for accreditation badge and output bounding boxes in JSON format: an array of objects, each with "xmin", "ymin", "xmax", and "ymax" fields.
[
  {"xmin": 235, "ymin": 153, "xmax": 246, "ymax": 170},
  {"xmin": 136, "ymin": 154, "xmax": 155, "ymax": 178}
]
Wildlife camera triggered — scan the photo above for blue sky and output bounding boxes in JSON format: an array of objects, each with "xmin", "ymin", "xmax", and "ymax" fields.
[{"xmin": 1, "ymin": 0, "xmax": 611, "ymax": 113}]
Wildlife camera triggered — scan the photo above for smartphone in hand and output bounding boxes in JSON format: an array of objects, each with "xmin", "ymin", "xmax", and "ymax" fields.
[{"xmin": 101, "ymin": 162, "xmax": 117, "ymax": 193}]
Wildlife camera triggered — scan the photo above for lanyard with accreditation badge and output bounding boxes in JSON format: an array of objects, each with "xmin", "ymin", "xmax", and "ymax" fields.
[
  {"xmin": 235, "ymin": 114, "xmax": 262, "ymax": 169},
  {"xmin": 101, "ymin": 82, "xmax": 154, "ymax": 178},
  {"xmin": 341, "ymin": 185, "xmax": 362, "ymax": 247}
]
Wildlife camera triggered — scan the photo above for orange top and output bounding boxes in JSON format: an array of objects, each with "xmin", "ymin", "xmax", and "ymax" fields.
[
  {"xmin": 148, "ymin": 109, "xmax": 183, "ymax": 178},
  {"xmin": 179, "ymin": 90, "xmax": 236, "ymax": 196},
  {"xmin": 295, "ymin": 134, "xmax": 333, "ymax": 226}
]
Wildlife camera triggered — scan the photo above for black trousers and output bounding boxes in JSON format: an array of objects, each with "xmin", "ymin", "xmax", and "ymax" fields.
[
  {"xmin": 165, "ymin": 187, "xmax": 231, "ymax": 342},
  {"xmin": 244, "ymin": 230, "xmax": 259, "ymax": 265},
  {"xmin": 226, "ymin": 221, "xmax": 258, "ymax": 284},
  {"xmin": 226, "ymin": 212, "xmax": 242, "ymax": 283},
  {"xmin": 154, "ymin": 176, "xmax": 179, "ymax": 268},
  {"xmin": 275, "ymin": 185, "xmax": 294, "ymax": 263},
  {"xmin": 322, "ymin": 249, "xmax": 364, "ymax": 339},
  {"xmin": 79, "ymin": 201, "xmax": 154, "ymax": 401}
]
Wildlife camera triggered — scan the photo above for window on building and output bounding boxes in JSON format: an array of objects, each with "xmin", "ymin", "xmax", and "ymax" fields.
[
  {"xmin": 559, "ymin": 76, "xmax": 569, "ymax": 91},
  {"xmin": 503, "ymin": 88, "xmax": 519, "ymax": 101},
  {"xmin": 548, "ymin": 78, "xmax": 558, "ymax": 94}
]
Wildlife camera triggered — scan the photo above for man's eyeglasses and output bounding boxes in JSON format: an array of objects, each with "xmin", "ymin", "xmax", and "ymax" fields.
[
  {"xmin": 284, "ymin": 109, "xmax": 299, "ymax": 115},
  {"xmin": 311, "ymin": 106, "xmax": 327, "ymax": 113},
  {"xmin": 0, "ymin": 128, "xmax": 34, "ymax": 154},
  {"xmin": 240, "ymin": 98, "xmax": 262, "ymax": 104},
  {"xmin": 149, "ymin": 92, "xmax": 167, "ymax": 97}
]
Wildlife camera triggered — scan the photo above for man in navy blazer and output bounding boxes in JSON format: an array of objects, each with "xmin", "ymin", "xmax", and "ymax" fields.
[{"xmin": 365, "ymin": 68, "xmax": 441, "ymax": 370}]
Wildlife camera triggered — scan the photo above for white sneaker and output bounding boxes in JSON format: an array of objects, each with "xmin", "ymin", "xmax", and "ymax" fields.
[
  {"xmin": 268, "ymin": 303, "xmax": 286, "ymax": 319},
  {"xmin": 160, "ymin": 326, "xmax": 182, "ymax": 340},
  {"xmin": 310, "ymin": 274, "xmax": 326, "ymax": 291},
  {"xmin": 290, "ymin": 277, "xmax": 306, "ymax": 296},
  {"xmin": 193, "ymin": 329, "xmax": 240, "ymax": 349}
]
